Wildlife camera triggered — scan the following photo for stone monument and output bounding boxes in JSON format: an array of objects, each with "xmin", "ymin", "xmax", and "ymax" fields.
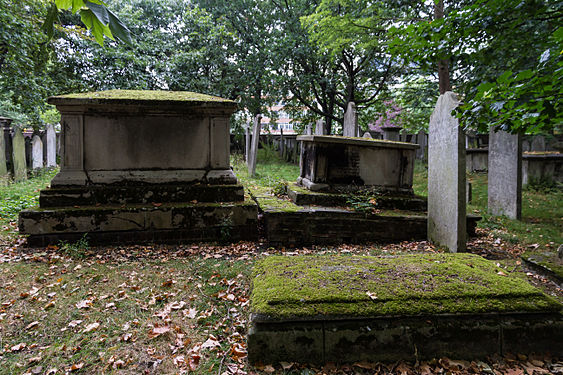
[
  {"xmin": 12, "ymin": 128, "xmax": 27, "ymax": 182},
  {"xmin": 0, "ymin": 124, "xmax": 6, "ymax": 177},
  {"xmin": 248, "ymin": 114, "xmax": 262, "ymax": 177},
  {"xmin": 314, "ymin": 119, "xmax": 326, "ymax": 135},
  {"xmin": 46, "ymin": 124, "xmax": 57, "ymax": 167},
  {"xmin": 343, "ymin": 102, "xmax": 358, "ymax": 137},
  {"xmin": 488, "ymin": 129, "xmax": 522, "ymax": 220},
  {"xmin": 19, "ymin": 90, "xmax": 258, "ymax": 245},
  {"xmin": 31, "ymin": 135, "xmax": 43, "ymax": 170},
  {"xmin": 427, "ymin": 92, "xmax": 466, "ymax": 253}
]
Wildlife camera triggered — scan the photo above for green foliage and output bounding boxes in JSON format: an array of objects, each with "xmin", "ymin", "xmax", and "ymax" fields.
[
  {"xmin": 346, "ymin": 191, "xmax": 378, "ymax": 214},
  {"xmin": 524, "ymin": 176, "xmax": 559, "ymax": 192},
  {"xmin": 58, "ymin": 233, "xmax": 89, "ymax": 258}
]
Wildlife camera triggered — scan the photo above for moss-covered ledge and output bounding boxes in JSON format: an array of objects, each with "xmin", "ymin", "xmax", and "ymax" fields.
[{"xmin": 251, "ymin": 254, "xmax": 561, "ymax": 320}]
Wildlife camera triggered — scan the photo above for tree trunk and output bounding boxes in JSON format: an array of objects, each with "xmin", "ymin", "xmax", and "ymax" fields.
[{"xmin": 434, "ymin": 0, "xmax": 451, "ymax": 94}]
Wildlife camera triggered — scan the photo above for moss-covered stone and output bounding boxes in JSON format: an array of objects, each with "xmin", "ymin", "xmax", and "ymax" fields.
[
  {"xmin": 49, "ymin": 89, "xmax": 235, "ymax": 105},
  {"xmin": 251, "ymin": 254, "xmax": 561, "ymax": 318},
  {"xmin": 522, "ymin": 250, "xmax": 563, "ymax": 282}
]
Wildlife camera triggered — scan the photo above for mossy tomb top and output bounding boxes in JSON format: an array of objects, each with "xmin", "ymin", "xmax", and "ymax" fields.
[
  {"xmin": 48, "ymin": 89, "xmax": 236, "ymax": 107},
  {"xmin": 296, "ymin": 135, "xmax": 418, "ymax": 149},
  {"xmin": 251, "ymin": 253, "xmax": 561, "ymax": 320}
]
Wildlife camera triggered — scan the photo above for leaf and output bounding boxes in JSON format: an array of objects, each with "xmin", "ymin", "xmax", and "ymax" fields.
[
  {"xmin": 76, "ymin": 298, "xmax": 93, "ymax": 309},
  {"xmin": 539, "ymin": 49, "xmax": 550, "ymax": 64},
  {"xmin": 201, "ymin": 337, "xmax": 221, "ymax": 349},
  {"xmin": 69, "ymin": 362, "xmax": 84, "ymax": 372},
  {"xmin": 42, "ymin": 2, "xmax": 59, "ymax": 40},
  {"xmin": 25, "ymin": 321, "xmax": 39, "ymax": 330},
  {"xmin": 11, "ymin": 342, "xmax": 26, "ymax": 352},
  {"xmin": 188, "ymin": 353, "xmax": 200, "ymax": 371},
  {"xmin": 84, "ymin": 0, "xmax": 109, "ymax": 24},
  {"xmin": 55, "ymin": 0, "xmax": 73, "ymax": 9},
  {"xmin": 107, "ymin": 8, "xmax": 133, "ymax": 46},
  {"xmin": 263, "ymin": 365, "xmax": 276, "ymax": 373},
  {"xmin": 148, "ymin": 325, "xmax": 170, "ymax": 339},
  {"xmin": 80, "ymin": 9, "xmax": 110, "ymax": 46},
  {"xmin": 366, "ymin": 291, "xmax": 378, "ymax": 300},
  {"xmin": 82, "ymin": 322, "xmax": 100, "ymax": 333}
]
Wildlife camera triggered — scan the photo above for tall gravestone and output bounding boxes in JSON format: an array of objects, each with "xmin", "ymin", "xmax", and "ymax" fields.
[
  {"xmin": 32, "ymin": 135, "xmax": 43, "ymax": 169},
  {"xmin": 314, "ymin": 119, "xmax": 326, "ymax": 135},
  {"xmin": 488, "ymin": 129, "xmax": 522, "ymax": 220},
  {"xmin": 46, "ymin": 124, "xmax": 57, "ymax": 167},
  {"xmin": 245, "ymin": 124, "xmax": 251, "ymax": 162},
  {"xmin": 427, "ymin": 92, "xmax": 466, "ymax": 253},
  {"xmin": 248, "ymin": 114, "xmax": 262, "ymax": 177},
  {"xmin": 343, "ymin": 102, "xmax": 358, "ymax": 137},
  {"xmin": 304, "ymin": 123, "xmax": 312, "ymax": 135},
  {"xmin": 12, "ymin": 128, "xmax": 27, "ymax": 182},
  {"xmin": 0, "ymin": 125, "xmax": 7, "ymax": 177}
]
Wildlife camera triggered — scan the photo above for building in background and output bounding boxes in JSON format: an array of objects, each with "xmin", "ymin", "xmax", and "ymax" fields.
[{"xmin": 261, "ymin": 102, "xmax": 296, "ymax": 134}]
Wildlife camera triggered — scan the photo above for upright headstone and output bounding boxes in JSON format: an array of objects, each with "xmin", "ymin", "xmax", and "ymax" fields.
[
  {"xmin": 1, "ymin": 117, "xmax": 13, "ymax": 171},
  {"xmin": 362, "ymin": 132, "xmax": 372, "ymax": 138},
  {"xmin": 25, "ymin": 136, "xmax": 32, "ymax": 169},
  {"xmin": 248, "ymin": 114, "xmax": 262, "ymax": 177},
  {"xmin": 416, "ymin": 130, "xmax": 427, "ymax": 160},
  {"xmin": 382, "ymin": 126, "xmax": 402, "ymax": 142},
  {"xmin": 343, "ymin": 102, "xmax": 358, "ymax": 137},
  {"xmin": 0, "ymin": 125, "xmax": 7, "ymax": 177},
  {"xmin": 427, "ymin": 92, "xmax": 466, "ymax": 253},
  {"xmin": 46, "ymin": 124, "xmax": 57, "ymax": 167},
  {"xmin": 488, "ymin": 129, "xmax": 522, "ymax": 220},
  {"xmin": 31, "ymin": 135, "xmax": 43, "ymax": 169},
  {"xmin": 279, "ymin": 128, "xmax": 284, "ymax": 157},
  {"xmin": 314, "ymin": 119, "xmax": 326, "ymax": 135},
  {"xmin": 12, "ymin": 128, "xmax": 27, "ymax": 182},
  {"xmin": 304, "ymin": 123, "xmax": 313, "ymax": 135},
  {"xmin": 245, "ymin": 124, "xmax": 251, "ymax": 163},
  {"xmin": 530, "ymin": 135, "xmax": 546, "ymax": 152}
]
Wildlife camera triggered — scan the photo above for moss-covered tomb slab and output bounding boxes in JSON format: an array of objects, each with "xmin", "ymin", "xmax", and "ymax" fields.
[
  {"xmin": 251, "ymin": 254, "xmax": 561, "ymax": 319},
  {"xmin": 248, "ymin": 254, "xmax": 563, "ymax": 364}
]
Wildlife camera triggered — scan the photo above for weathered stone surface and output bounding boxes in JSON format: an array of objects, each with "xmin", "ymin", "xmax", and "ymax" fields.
[
  {"xmin": 488, "ymin": 129, "xmax": 522, "ymax": 219},
  {"xmin": 381, "ymin": 126, "xmax": 401, "ymax": 142},
  {"xmin": 0, "ymin": 125, "xmax": 7, "ymax": 177},
  {"xmin": 314, "ymin": 119, "xmax": 326, "ymax": 135},
  {"xmin": 297, "ymin": 135, "xmax": 417, "ymax": 194},
  {"xmin": 342, "ymin": 102, "xmax": 358, "ymax": 137},
  {"xmin": 31, "ymin": 135, "xmax": 43, "ymax": 169},
  {"xmin": 522, "ymin": 153, "xmax": 563, "ymax": 185},
  {"xmin": 48, "ymin": 90, "xmax": 238, "ymax": 187},
  {"xmin": 248, "ymin": 254, "xmax": 562, "ymax": 364},
  {"xmin": 287, "ymin": 185, "xmax": 427, "ymax": 211},
  {"xmin": 427, "ymin": 92, "xmax": 466, "ymax": 252},
  {"xmin": 245, "ymin": 124, "xmax": 251, "ymax": 162},
  {"xmin": 39, "ymin": 184, "xmax": 244, "ymax": 208},
  {"xmin": 466, "ymin": 148, "xmax": 488, "ymax": 172},
  {"xmin": 248, "ymin": 114, "xmax": 262, "ymax": 177},
  {"xmin": 262, "ymin": 206, "xmax": 480, "ymax": 246},
  {"xmin": 12, "ymin": 128, "xmax": 27, "ymax": 182},
  {"xmin": 19, "ymin": 201, "xmax": 258, "ymax": 246}
]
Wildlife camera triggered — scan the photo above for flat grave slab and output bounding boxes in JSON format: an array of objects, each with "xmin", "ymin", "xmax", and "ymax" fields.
[{"xmin": 248, "ymin": 254, "xmax": 563, "ymax": 364}]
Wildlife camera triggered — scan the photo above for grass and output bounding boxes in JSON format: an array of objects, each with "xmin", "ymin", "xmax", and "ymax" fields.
[{"xmin": 0, "ymin": 168, "xmax": 58, "ymax": 240}]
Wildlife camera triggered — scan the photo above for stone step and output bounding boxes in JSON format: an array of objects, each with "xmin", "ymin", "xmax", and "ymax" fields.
[
  {"xmin": 260, "ymin": 201, "xmax": 480, "ymax": 245},
  {"xmin": 287, "ymin": 184, "xmax": 427, "ymax": 211},
  {"xmin": 19, "ymin": 201, "xmax": 258, "ymax": 246},
  {"xmin": 248, "ymin": 254, "xmax": 563, "ymax": 364},
  {"xmin": 39, "ymin": 184, "xmax": 245, "ymax": 208}
]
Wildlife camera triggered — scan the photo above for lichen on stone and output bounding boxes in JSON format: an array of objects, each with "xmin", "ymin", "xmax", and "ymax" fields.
[
  {"xmin": 50, "ymin": 89, "xmax": 235, "ymax": 104},
  {"xmin": 250, "ymin": 253, "xmax": 562, "ymax": 318}
]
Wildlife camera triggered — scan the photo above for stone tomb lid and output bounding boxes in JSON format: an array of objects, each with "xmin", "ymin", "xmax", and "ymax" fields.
[
  {"xmin": 296, "ymin": 135, "xmax": 418, "ymax": 149},
  {"xmin": 251, "ymin": 253, "xmax": 561, "ymax": 320},
  {"xmin": 48, "ymin": 89, "xmax": 237, "ymax": 110}
]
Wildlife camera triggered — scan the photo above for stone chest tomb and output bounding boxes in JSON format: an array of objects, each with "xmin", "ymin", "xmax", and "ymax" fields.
[
  {"xmin": 297, "ymin": 135, "xmax": 417, "ymax": 194},
  {"xmin": 19, "ymin": 90, "xmax": 258, "ymax": 245}
]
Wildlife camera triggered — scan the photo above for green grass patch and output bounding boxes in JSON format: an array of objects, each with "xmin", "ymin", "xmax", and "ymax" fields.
[{"xmin": 0, "ymin": 168, "xmax": 58, "ymax": 238}]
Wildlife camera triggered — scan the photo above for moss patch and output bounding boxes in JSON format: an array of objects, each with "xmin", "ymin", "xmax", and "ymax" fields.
[
  {"xmin": 50, "ymin": 89, "xmax": 235, "ymax": 104},
  {"xmin": 522, "ymin": 250, "xmax": 563, "ymax": 281},
  {"xmin": 254, "ymin": 196, "xmax": 302, "ymax": 213},
  {"xmin": 251, "ymin": 254, "xmax": 561, "ymax": 318}
]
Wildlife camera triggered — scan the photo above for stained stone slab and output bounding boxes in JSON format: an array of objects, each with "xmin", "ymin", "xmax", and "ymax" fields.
[
  {"xmin": 297, "ymin": 135, "xmax": 417, "ymax": 194},
  {"xmin": 0, "ymin": 125, "xmax": 7, "ymax": 177},
  {"xmin": 248, "ymin": 114, "xmax": 262, "ymax": 177},
  {"xmin": 12, "ymin": 128, "xmax": 27, "ymax": 182},
  {"xmin": 488, "ymin": 129, "xmax": 522, "ymax": 220},
  {"xmin": 45, "ymin": 124, "xmax": 56, "ymax": 167},
  {"xmin": 248, "ymin": 254, "xmax": 563, "ymax": 364},
  {"xmin": 342, "ymin": 102, "xmax": 358, "ymax": 137},
  {"xmin": 427, "ymin": 92, "xmax": 466, "ymax": 252},
  {"xmin": 31, "ymin": 135, "xmax": 43, "ymax": 169}
]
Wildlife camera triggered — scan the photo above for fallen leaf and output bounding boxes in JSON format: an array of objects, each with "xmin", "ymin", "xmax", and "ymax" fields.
[
  {"xmin": 11, "ymin": 342, "xmax": 26, "ymax": 352},
  {"xmin": 69, "ymin": 363, "xmax": 84, "ymax": 372},
  {"xmin": 263, "ymin": 364, "xmax": 275, "ymax": 373},
  {"xmin": 201, "ymin": 337, "xmax": 220, "ymax": 349},
  {"xmin": 82, "ymin": 322, "xmax": 100, "ymax": 333},
  {"xmin": 148, "ymin": 325, "xmax": 170, "ymax": 339},
  {"xmin": 25, "ymin": 321, "xmax": 39, "ymax": 330},
  {"xmin": 280, "ymin": 361, "xmax": 294, "ymax": 370},
  {"xmin": 366, "ymin": 291, "xmax": 378, "ymax": 300}
]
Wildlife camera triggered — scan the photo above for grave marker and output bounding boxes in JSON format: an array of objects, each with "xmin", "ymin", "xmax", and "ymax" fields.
[
  {"xmin": 0, "ymin": 125, "xmax": 7, "ymax": 177},
  {"xmin": 46, "ymin": 124, "xmax": 57, "ymax": 167},
  {"xmin": 488, "ymin": 129, "xmax": 522, "ymax": 220},
  {"xmin": 248, "ymin": 114, "xmax": 262, "ymax": 177},
  {"xmin": 427, "ymin": 92, "xmax": 466, "ymax": 252},
  {"xmin": 12, "ymin": 128, "xmax": 27, "ymax": 182},
  {"xmin": 32, "ymin": 135, "xmax": 43, "ymax": 169},
  {"xmin": 314, "ymin": 119, "xmax": 326, "ymax": 135},
  {"xmin": 343, "ymin": 102, "xmax": 358, "ymax": 137}
]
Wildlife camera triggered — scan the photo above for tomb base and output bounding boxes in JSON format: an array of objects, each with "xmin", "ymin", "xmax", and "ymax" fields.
[
  {"xmin": 248, "ymin": 254, "xmax": 563, "ymax": 364},
  {"xmin": 19, "ymin": 200, "xmax": 258, "ymax": 246}
]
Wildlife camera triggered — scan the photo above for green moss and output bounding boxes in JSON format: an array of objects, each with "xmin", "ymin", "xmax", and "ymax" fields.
[
  {"xmin": 52, "ymin": 89, "xmax": 235, "ymax": 104},
  {"xmin": 522, "ymin": 251, "xmax": 563, "ymax": 280},
  {"xmin": 251, "ymin": 253, "xmax": 562, "ymax": 318},
  {"xmin": 255, "ymin": 197, "xmax": 302, "ymax": 213}
]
